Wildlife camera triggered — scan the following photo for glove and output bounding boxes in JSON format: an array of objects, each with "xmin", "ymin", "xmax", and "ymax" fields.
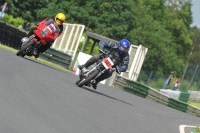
[
  {"xmin": 110, "ymin": 68, "xmax": 115, "ymax": 71},
  {"xmin": 98, "ymin": 48, "xmax": 105, "ymax": 57},
  {"xmin": 100, "ymin": 53, "xmax": 104, "ymax": 57},
  {"xmin": 116, "ymin": 66, "xmax": 121, "ymax": 74},
  {"xmin": 98, "ymin": 48, "xmax": 104, "ymax": 53}
]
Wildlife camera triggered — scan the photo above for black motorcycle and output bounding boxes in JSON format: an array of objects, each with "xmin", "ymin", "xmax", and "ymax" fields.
[{"xmin": 76, "ymin": 49, "xmax": 120, "ymax": 88}]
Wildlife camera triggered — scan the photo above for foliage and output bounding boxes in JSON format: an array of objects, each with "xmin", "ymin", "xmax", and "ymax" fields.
[
  {"xmin": 132, "ymin": 0, "xmax": 180, "ymax": 74},
  {"xmin": 77, "ymin": 33, "xmax": 99, "ymax": 55},
  {"xmin": 194, "ymin": 127, "xmax": 200, "ymax": 132},
  {"xmin": 4, "ymin": 14, "xmax": 25, "ymax": 27},
  {"xmin": 164, "ymin": 0, "xmax": 193, "ymax": 62},
  {"xmin": 190, "ymin": 27, "xmax": 200, "ymax": 65},
  {"xmin": 149, "ymin": 78, "xmax": 167, "ymax": 90},
  {"xmin": 3, "ymin": 14, "xmax": 34, "ymax": 33},
  {"xmin": 188, "ymin": 101, "xmax": 200, "ymax": 109}
]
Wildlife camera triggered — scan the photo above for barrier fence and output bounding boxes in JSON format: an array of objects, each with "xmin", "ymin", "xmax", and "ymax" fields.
[
  {"xmin": 112, "ymin": 74, "xmax": 200, "ymax": 117},
  {"xmin": 0, "ymin": 22, "xmax": 26, "ymax": 50}
]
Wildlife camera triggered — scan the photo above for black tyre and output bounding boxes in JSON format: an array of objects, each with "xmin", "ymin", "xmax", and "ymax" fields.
[
  {"xmin": 21, "ymin": 53, "xmax": 26, "ymax": 57},
  {"xmin": 76, "ymin": 79, "xmax": 81, "ymax": 85},
  {"xmin": 77, "ymin": 70, "xmax": 99, "ymax": 87},
  {"xmin": 16, "ymin": 40, "xmax": 35, "ymax": 56}
]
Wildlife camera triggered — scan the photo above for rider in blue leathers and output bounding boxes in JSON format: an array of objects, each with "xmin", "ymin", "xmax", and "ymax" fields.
[{"xmin": 78, "ymin": 39, "xmax": 130, "ymax": 90}]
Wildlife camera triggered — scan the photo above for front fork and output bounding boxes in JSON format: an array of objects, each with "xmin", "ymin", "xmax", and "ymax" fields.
[
  {"xmin": 88, "ymin": 65, "xmax": 107, "ymax": 84},
  {"xmin": 22, "ymin": 34, "xmax": 41, "ymax": 52},
  {"xmin": 90, "ymin": 69, "xmax": 106, "ymax": 84},
  {"xmin": 79, "ymin": 63, "xmax": 106, "ymax": 84},
  {"xmin": 28, "ymin": 36, "xmax": 41, "ymax": 55}
]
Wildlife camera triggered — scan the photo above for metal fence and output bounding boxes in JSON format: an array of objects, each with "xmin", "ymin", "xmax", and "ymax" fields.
[
  {"xmin": 52, "ymin": 23, "xmax": 85, "ymax": 61},
  {"xmin": 137, "ymin": 63, "xmax": 200, "ymax": 91},
  {"xmin": 179, "ymin": 63, "xmax": 200, "ymax": 91}
]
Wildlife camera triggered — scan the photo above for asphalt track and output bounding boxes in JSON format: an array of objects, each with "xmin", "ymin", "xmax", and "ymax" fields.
[{"xmin": 0, "ymin": 48, "xmax": 199, "ymax": 133}]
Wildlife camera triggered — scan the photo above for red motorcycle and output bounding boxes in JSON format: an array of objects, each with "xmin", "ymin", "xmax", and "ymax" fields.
[{"xmin": 16, "ymin": 19, "xmax": 59, "ymax": 57}]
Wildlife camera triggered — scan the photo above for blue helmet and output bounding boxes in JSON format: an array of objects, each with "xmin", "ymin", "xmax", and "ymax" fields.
[{"xmin": 118, "ymin": 39, "xmax": 130, "ymax": 54}]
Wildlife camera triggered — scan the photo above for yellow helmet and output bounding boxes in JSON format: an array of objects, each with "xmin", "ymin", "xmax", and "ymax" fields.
[{"xmin": 55, "ymin": 13, "xmax": 66, "ymax": 26}]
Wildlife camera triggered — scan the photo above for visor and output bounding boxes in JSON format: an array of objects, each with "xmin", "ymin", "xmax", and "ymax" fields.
[
  {"xmin": 56, "ymin": 18, "xmax": 64, "ymax": 23},
  {"xmin": 120, "ymin": 45, "xmax": 129, "ymax": 52}
]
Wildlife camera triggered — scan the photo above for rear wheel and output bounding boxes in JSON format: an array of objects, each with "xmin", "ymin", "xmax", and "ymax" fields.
[
  {"xmin": 77, "ymin": 70, "xmax": 99, "ymax": 87},
  {"xmin": 16, "ymin": 40, "xmax": 35, "ymax": 56}
]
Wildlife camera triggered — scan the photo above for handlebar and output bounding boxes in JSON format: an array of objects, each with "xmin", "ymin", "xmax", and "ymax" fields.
[
  {"xmin": 98, "ymin": 48, "xmax": 106, "ymax": 58},
  {"xmin": 115, "ymin": 66, "xmax": 121, "ymax": 74},
  {"xmin": 99, "ymin": 48, "xmax": 121, "ymax": 74},
  {"xmin": 98, "ymin": 48, "xmax": 106, "ymax": 54}
]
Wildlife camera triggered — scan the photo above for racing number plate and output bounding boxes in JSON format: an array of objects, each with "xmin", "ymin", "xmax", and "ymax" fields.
[{"xmin": 102, "ymin": 57, "xmax": 114, "ymax": 69}]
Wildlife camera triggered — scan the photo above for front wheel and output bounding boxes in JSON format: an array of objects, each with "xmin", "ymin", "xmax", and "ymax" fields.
[
  {"xmin": 76, "ymin": 79, "xmax": 81, "ymax": 85},
  {"xmin": 77, "ymin": 70, "xmax": 99, "ymax": 87},
  {"xmin": 16, "ymin": 40, "xmax": 35, "ymax": 56}
]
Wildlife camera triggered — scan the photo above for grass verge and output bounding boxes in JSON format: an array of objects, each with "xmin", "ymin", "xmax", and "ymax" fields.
[
  {"xmin": 0, "ymin": 44, "xmax": 71, "ymax": 73},
  {"xmin": 188, "ymin": 101, "xmax": 200, "ymax": 109}
]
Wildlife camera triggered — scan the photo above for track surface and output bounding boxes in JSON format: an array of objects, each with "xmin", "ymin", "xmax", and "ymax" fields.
[{"xmin": 0, "ymin": 48, "xmax": 199, "ymax": 133}]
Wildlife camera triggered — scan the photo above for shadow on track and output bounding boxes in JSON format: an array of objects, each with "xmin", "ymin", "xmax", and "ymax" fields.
[
  {"xmin": 24, "ymin": 56, "xmax": 133, "ymax": 106},
  {"xmin": 82, "ymin": 86, "xmax": 134, "ymax": 106}
]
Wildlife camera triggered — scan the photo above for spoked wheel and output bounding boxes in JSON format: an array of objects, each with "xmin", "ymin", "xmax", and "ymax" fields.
[
  {"xmin": 16, "ymin": 40, "xmax": 35, "ymax": 56},
  {"xmin": 77, "ymin": 70, "xmax": 99, "ymax": 87}
]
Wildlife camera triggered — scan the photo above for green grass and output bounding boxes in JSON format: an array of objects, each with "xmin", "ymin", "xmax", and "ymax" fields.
[
  {"xmin": 191, "ymin": 127, "xmax": 200, "ymax": 133},
  {"xmin": 188, "ymin": 101, "xmax": 200, "ymax": 109},
  {"xmin": 0, "ymin": 44, "xmax": 71, "ymax": 73}
]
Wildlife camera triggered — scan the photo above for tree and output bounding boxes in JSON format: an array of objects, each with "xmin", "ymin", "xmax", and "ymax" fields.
[
  {"xmin": 189, "ymin": 27, "xmax": 200, "ymax": 65},
  {"xmin": 164, "ymin": 0, "xmax": 193, "ymax": 61},
  {"xmin": 64, "ymin": 0, "xmax": 136, "ymax": 41},
  {"xmin": 129, "ymin": 0, "xmax": 183, "ymax": 75},
  {"xmin": 4, "ymin": 0, "xmax": 57, "ymax": 22}
]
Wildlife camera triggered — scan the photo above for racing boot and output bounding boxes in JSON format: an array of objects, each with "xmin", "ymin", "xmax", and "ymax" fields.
[
  {"xmin": 33, "ymin": 48, "xmax": 40, "ymax": 58},
  {"xmin": 78, "ymin": 65, "xmax": 84, "ymax": 70},
  {"xmin": 78, "ymin": 65, "xmax": 88, "ymax": 73},
  {"xmin": 92, "ymin": 83, "xmax": 97, "ymax": 90},
  {"xmin": 34, "ymin": 51, "xmax": 40, "ymax": 58}
]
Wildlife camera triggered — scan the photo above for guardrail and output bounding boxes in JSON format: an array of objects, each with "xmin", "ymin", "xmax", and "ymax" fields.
[
  {"xmin": 112, "ymin": 74, "xmax": 200, "ymax": 117},
  {"xmin": 40, "ymin": 48, "xmax": 72, "ymax": 69},
  {"xmin": 189, "ymin": 91, "xmax": 200, "ymax": 101}
]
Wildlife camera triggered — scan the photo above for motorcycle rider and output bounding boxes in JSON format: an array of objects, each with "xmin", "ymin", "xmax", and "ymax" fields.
[
  {"xmin": 78, "ymin": 39, "xmax": 130, "ymax": 90},
  {"xmin": 21, "ymin": 13, "xmax": 66, "ymax": 58}
]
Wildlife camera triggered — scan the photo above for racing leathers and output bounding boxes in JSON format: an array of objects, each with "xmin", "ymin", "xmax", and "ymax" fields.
[{"xmin": 26, "ymin": 18, "xmax": 63, "ymax": 57}]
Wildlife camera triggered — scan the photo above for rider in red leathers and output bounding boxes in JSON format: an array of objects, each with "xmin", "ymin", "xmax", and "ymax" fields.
[{"xmin": 21, "ymin": 13, "xmax": 66, "ymax": 58}]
